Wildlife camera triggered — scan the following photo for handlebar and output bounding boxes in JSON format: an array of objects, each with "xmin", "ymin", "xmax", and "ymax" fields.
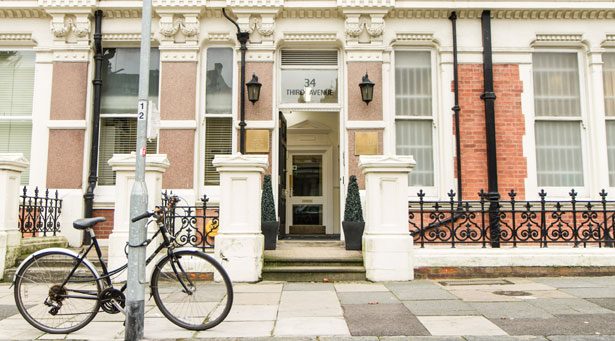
[{"xmin": 131, "ymin": 211, "xmax": 154, "ymax": 223}]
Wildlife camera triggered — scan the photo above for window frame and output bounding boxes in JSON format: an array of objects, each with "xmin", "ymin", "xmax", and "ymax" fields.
[
  {"xmin": 96, "ymin": 46, "xmax": 161, "ymax": 189},
  {"xmin": 529, "ymin": 49, "xmax": 590, "ymax": 198},
  {"xmin": 391, "ymin": 48, "xmax": 440, "ymax": 198},
  {"xmin": 200, "ymin": 45, "xmax": 237, "ymax": 198},
  {"xmin": 0, "ymin": 48, "xmax": 36, "ymax": 185}
]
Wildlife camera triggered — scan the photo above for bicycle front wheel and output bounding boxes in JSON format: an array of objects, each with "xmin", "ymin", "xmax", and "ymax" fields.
[
  {"xmin": 13, "ymin": 250, "xmax": 101, "ymax": 334},
  {"xmin": 151, "ymin": 249, "xmax": 233, "ymax": 331}
]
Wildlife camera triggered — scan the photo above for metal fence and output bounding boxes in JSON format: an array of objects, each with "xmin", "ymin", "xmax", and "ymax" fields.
[
  {"xmin": 19, "ymin": 186, "xmax": 63, "ymax": 238},
  {"xmin": 161, "ymin": 191, "xmax": 219, "ymax": 250},
  {"xmin": 409, "ymin": 189, "xmax": 615, "ymax": 248}
]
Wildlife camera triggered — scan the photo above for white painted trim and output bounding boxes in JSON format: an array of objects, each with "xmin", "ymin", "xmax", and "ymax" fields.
[
  {"xmin": 239, "ymin": 120, "xmax": 275, "ymax": 129},
  {"xmin": 415, "ymin": 247, "xmax": 615, "ymax": 268},
  {"xmin": 346, "ymin": 120, "xmax": 386, "ymax": 129},
  {"xmin": 159, "ymin": 120, "xmax": 197, "ymax": 129},
  {"xmin": 47, "ymin": 120, "xmax": 87, "ymax": 129}
]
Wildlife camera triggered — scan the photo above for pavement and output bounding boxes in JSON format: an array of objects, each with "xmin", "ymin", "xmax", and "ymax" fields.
[{"xmin": 1, "ymin": 276, "xmax": 615, "ymax": 340}]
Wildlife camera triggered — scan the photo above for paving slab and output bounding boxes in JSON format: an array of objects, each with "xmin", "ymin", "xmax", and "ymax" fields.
[
  {"xmin": 385, "ymin": 281, "xmax": 444, "ymax": 291},
  {"xmin": 194, "ymin": 321, "xmax": 275, "ymax": 338},
  {"xmin": 547, "ymin": 336, "xmax": 615, "ymax": 341},
  {"xmin": 338, "ymin": 292, "xmax": 400, "ymax": 305},
  {"xmin": 417, "ymin": 316, "xmax": 508, "ymax": 336},
  {"xmin": 391, "ymin": 287, "xmax": 458, "ymax": 301},
  {"xmin": 532, "ymin": 277, "xmax": 611, "ymax": 288},
  {"xmin": 342, "ymin": 303, "xmax": 429, "ymax": 336},
  {"xmin": 527, "ymin": 298, "xmax": 614, "ymax": 315},
  {"xmin": 273, "ymin": 317, "xmax": 350, "ymax": 336},
  {"xmin": 469, "ymin": 302, "xmax": 554, "ymax": 319},
  {"xmin": 490, "ymin": 314, "xmax": 615, "ymax": 336},
  {"xmin": 439, "ymin": 282, "xmax": 556, "ymax": 292},
  {"xmin": 560, "ymin": 288, "xmax": 615, "ymax": 299},
  {"xmin": 379, "ymin": 337, "xmax": 464, "ymax": 341},
  {"xmin": 278, "ymin": 291, "xmax": 343, "ymax": 318},
  {"xmin": 234, "ymin": 283, "xmax": 284, "ymax": 293},
  {"xmin": 143, "ymin": 317, "xmax": 196, "ymax": 339},
  {"xmin": 223, "ymin": 304, "xmax": 278, "ymax": 321},
  {"xmin": 65, "ymin": 321, "xmax": 125, "ymax": 340},
  {"xmin": 284, "ymin": 283, "xmax": 335, "ymax": 291},
  {"xmin": 234, "ymin": 292, "xmax": 281, "ymax": 305},
  {"xmin": 334, "ymin": 283, "xmax": 389, "ymax": 292},
  {"xmin": 449, "ymin": 289, "xmax": 525, "ymax": 302},
  {"xmin": 319, "ymin": 337, "xmax": 378, "ymax": 341},
  {"xmin": 464, "ymin": 336, "xmax": 548, "ymax": 341},
  {"xmin": 402, "ymin": 300, "xmax": 479, "ymax": 316},
  {"xmin": 0, "ymin": 304, "xmax": 21, "ymax": 319},
  {"xmin": 588, "ymin": 298, "xmax": 615, "ymax": 311}
]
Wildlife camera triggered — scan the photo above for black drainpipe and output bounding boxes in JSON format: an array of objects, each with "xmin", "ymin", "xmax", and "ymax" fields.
[
  {"xmin": 449, "ymin": 11, "xmax": 462, "ymax": 203},
  {"xmin": 480, "ymin": 10, "xmax": 500, "ymax": 248},
  {"xmin": 83, "ymin": 9, "xmax": 103, "ymax": 245},
  {"xmin": 222, "ymin": 8, "xmax": 250, "ymax": 154}
]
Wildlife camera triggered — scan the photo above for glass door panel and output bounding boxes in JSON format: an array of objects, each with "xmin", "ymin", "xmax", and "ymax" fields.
[{"xmin": 292, "ymin": 155, "xmax": 322, "ymax": 197}]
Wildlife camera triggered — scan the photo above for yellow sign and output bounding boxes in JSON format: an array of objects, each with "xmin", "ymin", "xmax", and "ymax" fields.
[
  {"xmin": 355, "ymin": 131, "xmax": 378, "ymax": 155},
  {"xmin": 246, "ymin": 130, "xmax": 270, "ymax": 154}
]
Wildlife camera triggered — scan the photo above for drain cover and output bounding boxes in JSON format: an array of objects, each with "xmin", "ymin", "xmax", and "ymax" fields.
[
  {"xmin": 439, "ymin": 279, "xmax": 513, "ymax": 286},
  {"xmin": 493, "ymin": 290, "xmax": 532, "ymax": 296}
]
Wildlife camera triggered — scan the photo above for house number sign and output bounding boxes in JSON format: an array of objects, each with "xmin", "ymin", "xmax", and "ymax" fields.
[{"xmin": 280, "ymin": 69, "xmax": 338, "ymax": 104}]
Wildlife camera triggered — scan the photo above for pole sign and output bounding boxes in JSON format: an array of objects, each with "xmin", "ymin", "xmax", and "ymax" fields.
[{"xmin": 137, "ymin": 100, "xmax": 148, "ymax": 120}]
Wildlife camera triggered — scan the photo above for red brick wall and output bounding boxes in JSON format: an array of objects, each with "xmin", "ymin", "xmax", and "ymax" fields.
[
  {"xmin": 454, "ymin": 64, "xmax": 526, "ymax": 200},
  {"xmin": 92, "ymin": 209, "xmax": 114, "ymax": 239}
]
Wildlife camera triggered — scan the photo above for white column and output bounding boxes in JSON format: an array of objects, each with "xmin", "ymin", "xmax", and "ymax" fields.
[
  {"xmin": 587, "ymin": 52, "xmax": 610, "ymax": 194},
  {"xmin": 107, "ymin": 153, "xmax": 170, "ymax": 277},
  {"xmin": 213, "ymin": 154, "xmax": 268, "ymax": 283},
  {"xmin": 359, "ymin": 155, "xmax": 416, "ymax": 281},
  {"xmin": 0, "ymin": 153, "xmax": 29, "ymax": 276}
]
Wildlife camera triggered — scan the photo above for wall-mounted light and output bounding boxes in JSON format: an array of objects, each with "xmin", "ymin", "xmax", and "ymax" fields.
[
  {"xmin": 359, "ymin": 73, "xmax": 375, "ymax": 104},
  {"xmin": 246, "ymin": 73, "xmax": 262, "ymax": 104}
]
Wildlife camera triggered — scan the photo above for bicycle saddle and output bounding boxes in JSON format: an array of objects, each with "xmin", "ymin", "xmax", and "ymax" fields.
[{"xmin": 73, "ymin": 217, "xmax": 106, "ymax": 230}]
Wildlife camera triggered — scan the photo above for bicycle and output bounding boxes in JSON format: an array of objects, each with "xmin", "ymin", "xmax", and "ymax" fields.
[{"xmin": 12, "ymin": 194, "xmax": 233, "ymax": 334}]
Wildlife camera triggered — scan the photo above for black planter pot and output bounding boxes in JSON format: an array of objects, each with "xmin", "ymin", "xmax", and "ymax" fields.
[
  {"xmin": 342, "ymin": 221, "xmax": 364, "ymax": 251},
  {"xmin": 262, "ymin": 221, "xmax": 279, "ymax": 250}
]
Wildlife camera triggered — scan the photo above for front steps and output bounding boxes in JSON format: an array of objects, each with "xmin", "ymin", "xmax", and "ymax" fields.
[{"xmin": 262, "ymin": 240, "xmax": 366, "ymax": 282}]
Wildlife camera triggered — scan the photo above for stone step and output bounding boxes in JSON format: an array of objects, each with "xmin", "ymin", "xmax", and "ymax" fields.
[{"xmin": 262, "ymin": 265, "xmax": 366, "ymax": 282}]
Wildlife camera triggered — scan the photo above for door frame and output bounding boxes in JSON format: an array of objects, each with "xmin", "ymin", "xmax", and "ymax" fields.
[{"xmin": 286, "ymin": 146, "xmax": 334, "ymax": 235}]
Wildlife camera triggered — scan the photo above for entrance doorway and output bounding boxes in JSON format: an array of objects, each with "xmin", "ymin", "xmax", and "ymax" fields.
[{"xmin": 279, "ymin": 111, "xmax": 340, "ymax": 238}]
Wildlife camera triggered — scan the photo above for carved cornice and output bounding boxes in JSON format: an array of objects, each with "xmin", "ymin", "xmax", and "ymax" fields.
[
  {"xmin": 603, "ymin": 34, "xmax": 615, "ymax": 47},
  {"xmin": 52, "ymin": 48, "xmax": 90, "ymax": 62},
  {"xmin": 207, "ymin": 32, "xmax": 232, "ymax": 42},
  {"xmin": 0, "ymin": 9, "xmax": 47, "ymax": 19},
  {"xmin": 159, "ymin": 49, "xmax": 198, "ymax": 62},
  {"xmin": 0, "ymin": 33, "xmax": 37, "ymax": 45},
  {"xmin": 38, "ymin": 0, "xmax": 95, "ymax": 7},
  {"xmin": 388, "ymin": 9, "xmax": 615, "ymax": 20},
  {"xmin": 153, "ymin": 0, "xmax": 206, "ymax": 6},
  {"xmin": 158, "ymin": 13, "xmax": 200, "ymax": 42},
  {"xmin": 279, "ymin": 9, "xmax": 339, "ymax": 19},
  {"xmin": 393, "ymin": 32, "xmax": 439, "ymax": 47},
  {"xmin": 102, "ymin": 33, "xmax": 155, "ymax": 42},
  {"xmin": 102, "ymin": 9, "xmax": 141, "ymax": 19},
  {"xmin": 226, "ymin": 0, "xmax": 282, "ymax": 7},
  {"xmin": 49, "ymin": 13, "xmax": 90, "ymax": 44},
  {"xmin": 283, "ymin": 32, "xmax": 338, "ymax": 42},
  {"xmin": 532, "ymin": 33, "xmax": 586, "ymax": 47},
  {"xmin": 338, "ymin": 0, "xmax": 394, "ymax": 7}
]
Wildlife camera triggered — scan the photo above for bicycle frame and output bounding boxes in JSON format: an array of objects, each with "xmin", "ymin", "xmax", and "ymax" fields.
[{"xmin": 51, "ymin": 216, "xmax": 187, "ymax": 302}]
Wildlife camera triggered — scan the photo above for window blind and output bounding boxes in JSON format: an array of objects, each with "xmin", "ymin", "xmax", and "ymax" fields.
[
  {"xmin": 281, "ymin": 50, "xmax": 338, "ymax": 66},
  {"xmin": 395, "ymin": 51, "xmax": 432, "ymax": 117},
  {"xmin": 204, "ymin": 118, "xmax": 232, "ymax": 186},
  {"xmin": 394, "ymin": 51, "xmax": 434, "ymax": 187},
  {"xmin": 0, "ymin": 121, "xmax": 32, "ymax": 183},
  {"xmin": 98, "ymin": 117, "xmax": 157, "ymax": 185},
  {"xmin": 603, "ymin": 53, "xmax": 615, "ymax": 116},
  {"xmin": 532, "ymin": 53, "xmax": 584, "ymax": 187}
]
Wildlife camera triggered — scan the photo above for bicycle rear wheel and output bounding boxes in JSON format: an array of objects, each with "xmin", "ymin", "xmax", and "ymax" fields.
[
  {"xmin": 13, "ymin": 250, "xmax": 101, "ymax": 334},
  {"xmin": 151, "ymin": 249, "xmax": 233, "ymax": 331}
]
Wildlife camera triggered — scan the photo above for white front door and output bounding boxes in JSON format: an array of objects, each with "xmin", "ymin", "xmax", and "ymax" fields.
[{"xmin": 287, "ymin": 152, "xmax": 330, "ymax": 235}]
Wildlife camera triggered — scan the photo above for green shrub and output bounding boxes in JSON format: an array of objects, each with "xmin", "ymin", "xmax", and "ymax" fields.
[
  {"xmin": 261, "ymin": 174, "xmax": 277, "ymax": 222},
  {"xmin": 343, "ymin": 175, "xmax": 364, "ymax": 223}
]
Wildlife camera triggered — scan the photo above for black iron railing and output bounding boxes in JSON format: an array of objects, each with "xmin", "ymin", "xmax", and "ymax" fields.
[
  {"xmin": 19, "ymin": 186, "xmax": 62, "ymax": 237},
  {"xmin": 161, "ymin": 191, "xmax": 219, "ymax": 250},
  {"xmin": 409, "ymin": 189, "xmax": 615, "ymax": 248}
]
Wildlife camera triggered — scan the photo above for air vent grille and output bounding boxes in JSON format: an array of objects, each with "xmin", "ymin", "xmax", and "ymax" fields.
[{"xmin": 281, "ymin": 50, "xmax": 338, "ymax": 66}]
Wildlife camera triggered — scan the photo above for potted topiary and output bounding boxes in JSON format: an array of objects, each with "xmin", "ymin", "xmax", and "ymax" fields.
[
  {"xmin": 261, "ymin": 175, "xmax": 279, "ymax": 250},
  {"xmin": 342, "ymin": 175, "xmax": 364, "ymax": 251}
]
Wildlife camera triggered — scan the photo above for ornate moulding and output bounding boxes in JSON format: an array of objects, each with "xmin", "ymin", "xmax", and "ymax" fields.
[
  {"xmin": 602, "ymin": 34, "xmax": 615, "ymax": 48},
  {"xmin": 531, "ymin": 33, "xmax": 586, "ymax": 48},
  {"xmin": 337, "ymin": 0, "xmax": 394, "ymax": 7},
  {"xmin": 0, "ymin": 9, "xmax": 47, "ymax": 18},
  {"xmin": 225, "ymin": 0, "xmax": 283, "ymax": 7},
  {"xmin": 392, "ymin": 32, "xmax": 439, "ymax": 47},
  {"xmin": 38, "ymin": 0, "xmax": 95, "ymax": 7},
  {"xmin": 245, "ymin": 49, "xmax": 274, "ymax": 62},
  {"xmin": 153, "ymin": 0, "xmax": 206, "ymax": 6},
  {"xmin": 278, "ymin": 9, "xmax": 339, "ymax": 19},
  {"xmin": 157, "ymin": 12, "xmax": 200, "ymax": 45},
  {"xmin": 207, "ymin": 32, "xmax": 232, "ymax": 42},
  {"xmin": 345, "ymin": 49, "xmax": 384, "ymax": 62},
  {"xmin": 282, "ymin": 32, "xmax": 338, "ymax": 42},
  {"xmin": 102, "ymin": 33, "xmax": 156, "ymax": 42},
  {"xmin": 0, "ymin": 33, "xmax": 37, "ymax": 46},
  {"xmin": 159, "ymin": 48, "xmax": 198, "ymax": 62},
  {"xmin": 102, "ymin": 9, "xmax": 141, "ymax": 19},
  {"xmin": 344, "ymin": 12, "xmax": 386, "ymax": 45}
]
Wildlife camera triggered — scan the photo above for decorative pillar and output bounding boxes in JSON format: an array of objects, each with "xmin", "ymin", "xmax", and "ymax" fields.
[
  {"xmin": 0, "ymin": 154, "xmax": 29, "ymax": 276},
  {"xmin": 213, "ymin": 154, "xmax": 268, "ymax": 282},
  {"xmin": 359, "ymin": 155, "xmax": 415, "ymax": 281},
  {"xmin": 107, "ymin": 153, "xmax": 170, "ymax": 277}
]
